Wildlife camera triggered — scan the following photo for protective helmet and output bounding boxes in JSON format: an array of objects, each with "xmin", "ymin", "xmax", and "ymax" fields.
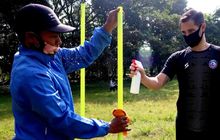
[{"xmin": 14, "ymin": 3, "xmax": 75, "ymax": 34}]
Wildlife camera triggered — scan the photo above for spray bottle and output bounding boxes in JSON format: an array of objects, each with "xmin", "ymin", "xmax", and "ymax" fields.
[{"xmin": 130, "ymin": 59, "xmax": 143, "ymax": 94}]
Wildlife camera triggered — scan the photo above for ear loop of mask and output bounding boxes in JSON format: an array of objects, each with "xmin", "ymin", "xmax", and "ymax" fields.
[
  {"xmin": 34, "ymin": 33, "xmax": 45, "ymax": 52},
  {"xmin": 29, "ymin": 32, "xmax": 45, "ymax": 52}
]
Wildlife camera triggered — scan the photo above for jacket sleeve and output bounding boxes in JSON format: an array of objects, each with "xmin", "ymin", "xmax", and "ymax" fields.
[
  {"xmin": 24, "ymin": 71, "xmax": 110, "ymax": 139},
  {"xmin": 58, "ymin": 27, "xmax": 112, "ymax": 74}
]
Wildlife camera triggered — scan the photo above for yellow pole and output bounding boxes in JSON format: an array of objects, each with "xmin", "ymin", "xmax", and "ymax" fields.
[
  {"xmin": 80, "ymin": 3, "xmax": 86, "ymax": 117},
  {"xmin": 117, "ymin": 6, "xmax": 123, "ymax": 140}
]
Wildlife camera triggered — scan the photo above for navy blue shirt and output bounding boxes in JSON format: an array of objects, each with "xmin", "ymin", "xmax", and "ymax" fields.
[{"xmin": 161, "ymin": 45, "xmax": 220, "ymax": 132}]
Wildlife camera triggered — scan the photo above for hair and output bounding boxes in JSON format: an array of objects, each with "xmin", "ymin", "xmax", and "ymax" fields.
[{"xmin": 179, "ymin": 8, "xmax": 205, "ymax": 26}]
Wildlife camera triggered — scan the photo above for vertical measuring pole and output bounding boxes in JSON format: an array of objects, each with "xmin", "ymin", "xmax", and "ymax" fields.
[
  {"xmin": 80, "ymin": 2, "xmax": 86, "ymax": 117},
  {"xmin": 117, "ymin": 6, "xmax": 124, "ymax": 140}
]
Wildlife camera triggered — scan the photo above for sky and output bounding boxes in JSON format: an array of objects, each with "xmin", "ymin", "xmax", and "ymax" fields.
[{"xmin": 187, "ymin": 0, "xmax": 220, "ymax": 14}]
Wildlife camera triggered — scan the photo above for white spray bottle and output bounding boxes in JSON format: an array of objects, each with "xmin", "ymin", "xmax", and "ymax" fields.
[{"xmin": 130, "ymin": 59, "xmax": 143, "ymax": 94}]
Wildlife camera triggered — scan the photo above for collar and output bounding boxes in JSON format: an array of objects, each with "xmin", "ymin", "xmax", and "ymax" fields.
[{"xmin": 18, "ymin": 44, "xmax": 54, "ymax": 65}]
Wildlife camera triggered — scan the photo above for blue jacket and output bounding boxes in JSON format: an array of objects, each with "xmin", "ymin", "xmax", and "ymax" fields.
[{"xmin": 10, "ymin": 27, "xmax": 112, "ymax": 140}]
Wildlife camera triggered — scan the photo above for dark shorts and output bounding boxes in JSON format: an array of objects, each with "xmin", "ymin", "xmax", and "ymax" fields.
[
  {"xmin": 176, "ymin": 127, "xmax": 207, "ymax": 140},
  {"xmin": 176, "ymin": 119, "xmax": 216, "ymax": 140},
  {"xmin": 109, "ymin": 86, "xmax": 117, "ymax": 91}
]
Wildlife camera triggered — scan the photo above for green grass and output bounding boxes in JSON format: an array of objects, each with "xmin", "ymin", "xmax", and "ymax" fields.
[
  {"xmin": 0, "ymin": 92, "xmax": 14, "ymax": 140},
  {"xmin": 0, "ymin": 80, "xmax": 178, "ymax": 140}
]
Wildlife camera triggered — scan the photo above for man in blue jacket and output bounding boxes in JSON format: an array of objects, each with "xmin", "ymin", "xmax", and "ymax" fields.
[{"xmin": 10, "ymin": 3, "xmax": 129, "ymax": 140}]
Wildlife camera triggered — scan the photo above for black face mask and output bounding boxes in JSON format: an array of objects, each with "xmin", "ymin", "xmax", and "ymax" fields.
[{"xmin": 183, "ymin": 25, "xmax": 204, "ymax": 48}]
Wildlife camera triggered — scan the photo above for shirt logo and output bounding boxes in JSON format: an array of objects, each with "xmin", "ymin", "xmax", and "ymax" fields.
[
  {"xmin": 184, "ymin": 62, "xmax": 189, "ymax": 69},
  {"xmin": 209, "ymin": 59, "xmax": 218, "ymax": 69}
]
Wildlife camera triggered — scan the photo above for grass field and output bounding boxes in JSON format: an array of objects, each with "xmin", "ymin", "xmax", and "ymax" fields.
[{"xmin": 0, "ymin": 80, "xmax": 178, "ymax": 140}]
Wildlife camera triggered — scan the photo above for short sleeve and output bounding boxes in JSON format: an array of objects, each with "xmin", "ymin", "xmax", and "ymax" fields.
[{"xmin": 160, "ymin": 52, "xmax": 178, "ymax": 80}]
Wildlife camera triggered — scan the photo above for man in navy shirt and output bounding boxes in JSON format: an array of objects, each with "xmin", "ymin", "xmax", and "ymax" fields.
[{"xmin": 130, "ymin": 8, "xmax": 220, "ymax": 140}]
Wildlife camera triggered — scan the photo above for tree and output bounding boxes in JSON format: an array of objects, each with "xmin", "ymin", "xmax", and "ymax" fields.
[
  {"xmin": 206, "ymin": 8, "xmax": 220, "ymax": 46},
  {"xmin": 2, "ymin": 0, "xmax": 219, "ymax": 84},
  {"xmin": 0, "ymin": 0, "xmax": 50, "ymax": 85}
]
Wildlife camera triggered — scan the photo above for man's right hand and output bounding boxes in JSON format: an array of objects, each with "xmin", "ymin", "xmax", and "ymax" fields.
[{"xmin": 129, "ymin": 60, "xmax": 145, "ymax": 78}]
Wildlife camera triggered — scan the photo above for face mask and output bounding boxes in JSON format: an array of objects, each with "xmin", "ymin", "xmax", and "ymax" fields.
[
  {"xmin": 43, "ymin": 42, "xmax": 60, "ymax": 55},
  {"xmin": 183, "ymin": 25, "xmax": 204, "ymax": 48}
]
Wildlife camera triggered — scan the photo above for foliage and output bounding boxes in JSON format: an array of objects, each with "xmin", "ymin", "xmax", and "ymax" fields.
[
  {"xmin": 0, "ymin": 0, "xmax": 220, "ymax": 84},
  {"xmin": 0, "ymin": 17, "xmax": 17, "ymax": 83},
  {"xmin": 0, "ymin": 0, "xmax": 50, "ymax": 85},
  {"xmin": 91, "ymin": 0, "xmax": 187, "ymax": 76},
  {"xmin": 206, "ymin": 9, "xmax": 220, "ymax": 45}
]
